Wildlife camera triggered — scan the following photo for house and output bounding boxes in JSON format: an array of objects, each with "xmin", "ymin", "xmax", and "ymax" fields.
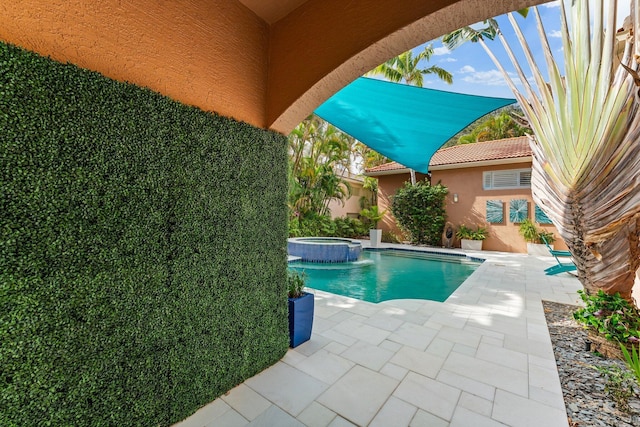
[
  {"xmin": 326, "ymin": 173, "xmax": 374, "ymax": 219},
  {"xmin": 365, "ymin": 136, "xmax": 569, "ymax": 253}
]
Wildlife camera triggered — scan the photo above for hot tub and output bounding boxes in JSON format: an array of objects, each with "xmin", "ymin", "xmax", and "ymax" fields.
[{"xmin": 287, "ymin": 237, "xmax": 362, "ymax": 263}]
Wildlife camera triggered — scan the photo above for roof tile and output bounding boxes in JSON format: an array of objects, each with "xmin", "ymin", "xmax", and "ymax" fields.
[{"xmin": 365, "ymin": 136, "xmax": 531, "ymax": 173}]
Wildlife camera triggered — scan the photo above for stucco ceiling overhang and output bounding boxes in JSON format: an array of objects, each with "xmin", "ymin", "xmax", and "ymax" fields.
[
  {"xmin": 237, "ymin": 0, "xmax": 309, "ymax": 24},
  {"xmin": 0, "ymin": 0, "xmax": 551, "ymax": 134}
]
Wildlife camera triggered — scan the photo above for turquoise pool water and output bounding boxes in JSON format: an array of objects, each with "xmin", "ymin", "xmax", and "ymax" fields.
[{"xmin": 288, "ymin": 249, "xmax": 481, "ymax": 303}]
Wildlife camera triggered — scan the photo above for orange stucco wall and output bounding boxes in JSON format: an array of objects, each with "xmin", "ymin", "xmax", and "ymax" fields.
[
  {"xmin": 0, "ymin": 0, "xmax": 549, "ymax": 133},
  {"xmin": 0, "ymin": 0, "xmax": 270, "ymax": 126},
  {"xmin": 377, "ymin": 164, "xmax": 569, "ymax": 253},
  {"xmin": 432, "ymin": 163, "xmax": 568, "ymax": 253}
]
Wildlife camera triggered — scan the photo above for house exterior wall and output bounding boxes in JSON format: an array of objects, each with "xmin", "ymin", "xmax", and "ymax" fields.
[
  {"xmin": 432, "ymin": 162, "xmax": 568, "ymax": 253},
  {"xmin": 375, "ymin": 163, "xmax": 568, "ymax": 253},
  {"xmin": 327, "ymin": 181, "xmax": 373, "ymax": 219},
  {"xmin": 0, "ymin": 0, "xmax": 271, "ymax": 127}
]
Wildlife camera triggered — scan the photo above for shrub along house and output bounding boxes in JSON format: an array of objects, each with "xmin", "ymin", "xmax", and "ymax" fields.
[{"xmin": 365, "ymin": 136, "xmax": 569, "ymax": 253}]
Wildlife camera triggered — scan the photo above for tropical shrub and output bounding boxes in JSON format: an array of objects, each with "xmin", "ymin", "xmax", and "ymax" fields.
[
  {"xmin": 518, "ymin": 219, "xmax": 555, "ymax": 244},
  {"xmin": 288, "ymin": 213, "xmax": 367, "ymax": 238},
  {"xmin": 287, "ymin": 270, "xmax": 307, "ymax": 299},
  {"xmin": 593, "ymin": 365, "xmax": 637, "ymax": 413},
  {"xmin": 333, "ymin": 217, "xmax": 368, "ymax": 238},
  {"xmin": 620, "ymin": 344, "xmax": 640, "ymax": 387},
  {"xmin": 456, "ymin": 225, "xmax": 488, "ymax": 241},
  {"xmin": 288, "ymin": 115, "xmax": 355, "ymax": 218},
  {"xmin": 360, "ymin": 206, "xmax": 386, "ymax": 229},
  {"xmin": 391, "ymin": 181, "xmax": 448, "ymax": 245},
  {"xmin": 382, "ymin": 231, "xmax": 402, "ymax": 244},
  {"xmin": 573, "ymin": 290, "xmax": 640, "ymax": 344}
]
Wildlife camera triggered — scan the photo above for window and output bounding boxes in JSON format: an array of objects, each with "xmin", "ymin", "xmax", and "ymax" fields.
[{"xmin": 483, "ymin": 169, "xmax": 532, "ymax": 190}]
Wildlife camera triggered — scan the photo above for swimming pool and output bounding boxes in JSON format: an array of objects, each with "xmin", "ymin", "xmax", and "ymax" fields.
[{"xmin": 288, "ymin": 249, "xmax": 481, "ymax": 303}]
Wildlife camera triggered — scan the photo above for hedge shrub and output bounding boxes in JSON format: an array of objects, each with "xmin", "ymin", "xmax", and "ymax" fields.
[
  {"xmin": 0, "ymin": 42, "xmax": 289, "ymax": 426},
  {"xmin": 391, "ymin": 180, "xmax": 448, "ymax": 245}
]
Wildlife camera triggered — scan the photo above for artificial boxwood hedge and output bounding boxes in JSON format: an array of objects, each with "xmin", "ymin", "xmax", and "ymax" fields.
[{"xmin": 0, "ymin": 42, "xmax": 289, "ymax": 426}]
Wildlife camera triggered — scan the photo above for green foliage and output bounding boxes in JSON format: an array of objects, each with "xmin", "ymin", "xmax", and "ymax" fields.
[
  {"xmin": 287, "ymin": 270, "xmax": 307, "ymax": 298},
  {"xmin": 574, "ymin": 290, "xmax": 640, "ymax": 344},
  {"xmin": 455, "ymin": 225, "xmax": 488, "ymax": 241},
  {"xmin": 457, "ymin": 111, "xmax": 530, "ymax": 144},
  {"xmin": 0, "ymin": 42, "xmax": 289, "ymax": 426},
  {"xmin": 366, "ymin": 44, "xmax": 453, "ymax": 86},
  {"xmin": 381, "ymin": 231, "xmax": 402, "ymax": 244},
  {"xmin": 287, "ymin": 115, "xmax": 355, "ymax": 217},
  {"xmin": 620, "ymin": 344, "xmax": 640, "ymax": 387},
  {"xmin": 441, "ymin": 107, "xmax": 529, "ymax": 148},
  {"xmin": 391, "ymin": 181, "xmax": 448, "ymax": 245},
  {"xmin": 361, "ymin": 176, "xmax": 379, "ymax": 207},
  {"xmin": 518, "ymin": 219, "xmax": 555, "ymax": 244},
  {"xmin": 594, "ymin": 365, "xmax": 637, "ymax": 413},
  {"xmin": 333, "ymin": 217, "xmax": 368, "ymax": 238},
  {"xmin": 360, "ymin": 206, "xmax": 386, "ymax": 229},
  {"xmin": 288, "ymin": 214, "xmax": 367, "ymax": 238}
]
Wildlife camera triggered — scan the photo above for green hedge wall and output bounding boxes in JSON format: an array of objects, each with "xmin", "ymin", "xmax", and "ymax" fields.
[{"xmin": 0, "ymin": 42, "xmax": 289, "ymax": 426}]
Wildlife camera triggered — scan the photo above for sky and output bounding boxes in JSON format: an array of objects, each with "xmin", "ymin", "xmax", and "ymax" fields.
[{"xmin": 408, "ymin": 0, "xmax": 631, "ymax": 100}]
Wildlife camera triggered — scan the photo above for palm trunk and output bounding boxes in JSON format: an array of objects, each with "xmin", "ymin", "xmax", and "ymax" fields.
[{"xmin": 560, "ymin": 204, "xmax": 640, "ymax": 300}]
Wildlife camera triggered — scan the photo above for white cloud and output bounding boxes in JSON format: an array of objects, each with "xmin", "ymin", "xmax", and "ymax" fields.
[
  {"xmin": 543, "ymin": 1, "xmax": 560, "ymax": 8},
  {"xmin": 549, "ymin": 29, "xmax": 562, "ymax": 38},
  {"xmin": 459, "ymin": 65, "xmax": 476, "ymax": 73},
  {"xmin": 441, "ymin": 57, "xmax": 457, "ymax": 63},
  {"xmin": 460, "ymin": 69, "xmax": 521, "ymax": 87},
  {"xmin": 433, "ymin": 46, "xmax": 451, "ymax": 56}
]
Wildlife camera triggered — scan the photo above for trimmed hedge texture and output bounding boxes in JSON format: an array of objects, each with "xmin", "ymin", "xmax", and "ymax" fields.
[{"xmin": 0, "ymin": 42, "xmax": 289, "ymax": 426}]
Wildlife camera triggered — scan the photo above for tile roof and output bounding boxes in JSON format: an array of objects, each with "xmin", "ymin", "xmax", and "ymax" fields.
[{"xmin": 365, "ymin": 136, "xmax": 532, "ymax": 174}]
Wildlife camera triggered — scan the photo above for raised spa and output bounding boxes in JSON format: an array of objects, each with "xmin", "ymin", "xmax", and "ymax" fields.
[{"xmin": 287, "ymin": 237, "xmax": 362, "ymax": 263}]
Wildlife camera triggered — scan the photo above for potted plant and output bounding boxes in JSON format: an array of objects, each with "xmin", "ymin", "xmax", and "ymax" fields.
[
  {"xmin": 519, "ymin": 219, "xmax": 555, "ymax": 256},
  {"xmin": 360, "ymin": 206, "xmax": 386, "ymax": 248},
  {"xmin": 455, "ymin": 224, "xmax": 488, "ymax": 250},
  {"xmin": 288, "ymin": 270, "xmax": 314, "ymax": 347}
]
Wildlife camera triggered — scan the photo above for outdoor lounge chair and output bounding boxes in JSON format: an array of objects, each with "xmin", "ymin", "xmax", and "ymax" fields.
[
  {"xmin": 540, "ymin": 236, "xmax": 577, "ymax": 275},
  {"xmin": 545, "ymin": 261, "xmax": 577, "ymax": 275},
  {"xmin": 541, "ymin": 235, "xmax": 572, "ymax": 257}
]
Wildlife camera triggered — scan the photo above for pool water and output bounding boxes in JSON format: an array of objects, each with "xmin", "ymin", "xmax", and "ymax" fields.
[{"xmin": 288, "ymin": 249, "xmax": 481, "ymax": 303}]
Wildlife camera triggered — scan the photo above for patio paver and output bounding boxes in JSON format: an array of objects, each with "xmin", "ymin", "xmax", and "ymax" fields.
[{"xmin": 174, "ymin": 243, "xmax": 582, "ymax": 427}]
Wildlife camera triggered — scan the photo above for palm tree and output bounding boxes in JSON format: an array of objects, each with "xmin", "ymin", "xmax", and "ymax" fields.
[
  {"xmin": 366, "ymin": 45, "xmax": 453, "ymax": 86},
  {"xmin": 288, "ymin": 115, "xmax": 356, "ymax": 218},
  {"xmin": 444, "ymin": 2, "xmax": 640, "ymax": 300},
  {"xmin": 458, "ymin": 111, "xmax": 530, "ymax": 144}
]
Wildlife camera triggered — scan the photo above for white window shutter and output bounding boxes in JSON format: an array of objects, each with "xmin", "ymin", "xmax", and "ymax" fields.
[
  {"xmin": 483, "ymin": 172, "xmax": 492, "ymax": 189},
  {"xmin": 492, "ymin": 171, "xmax": 518, "ymax": 188}
]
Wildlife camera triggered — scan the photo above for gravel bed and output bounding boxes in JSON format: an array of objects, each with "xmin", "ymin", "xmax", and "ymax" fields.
[{"xmin": 543, "ymin": 301, "xmax": 640, "ymax": 426}]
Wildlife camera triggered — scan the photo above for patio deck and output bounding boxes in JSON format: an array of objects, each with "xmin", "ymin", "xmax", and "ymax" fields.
[{"xmin": 174, "ymin": 242, "xmax": 582, "ymax": 427}]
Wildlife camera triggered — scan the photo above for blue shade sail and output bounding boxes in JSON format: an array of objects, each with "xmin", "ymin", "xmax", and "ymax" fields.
[
  {"xmin": 486, "ymin": 200, "xmax": 504, "ymax": 224},
  {"xmin": 314, "ymin": 77, "xmax": 516, "ymax": 173},
  {"xmin": 509, "ymin": 199, "xmax": 529, "ymax": 223}
]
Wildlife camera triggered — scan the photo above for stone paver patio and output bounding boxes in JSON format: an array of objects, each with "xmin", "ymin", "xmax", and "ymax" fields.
[{"xmin": 174, "ymin": 242, "xmax": 582, "ymax": 427}]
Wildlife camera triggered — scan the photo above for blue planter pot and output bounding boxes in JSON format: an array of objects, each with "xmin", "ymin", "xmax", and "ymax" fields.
[{"xmin": 288, "ymin": 292, "xmax": 314, "ymax": 347}]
